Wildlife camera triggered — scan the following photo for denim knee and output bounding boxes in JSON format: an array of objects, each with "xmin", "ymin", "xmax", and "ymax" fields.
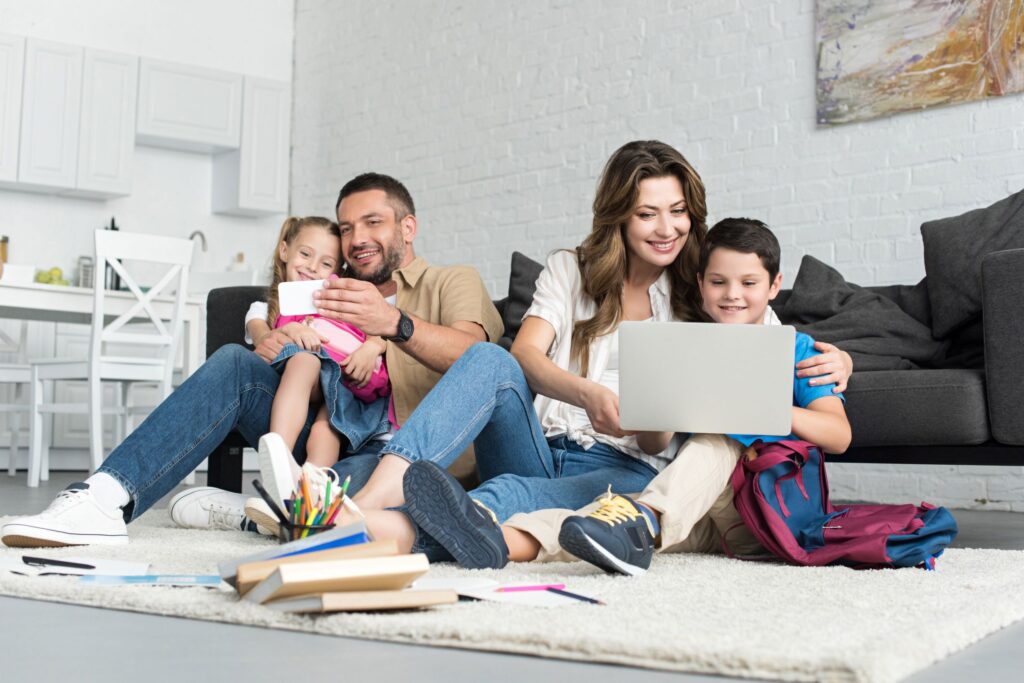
[
  {"xmin": 208, "ymin": 343, "xmax": 253, "ymax": 367},
  {"xmin": 460, "ymin": 342, "xmax": 523, "ymax": 380}
]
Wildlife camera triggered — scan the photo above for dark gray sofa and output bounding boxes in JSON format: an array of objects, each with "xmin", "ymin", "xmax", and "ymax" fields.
[
  {"xmin": 773, "ymin": 247, "xmax": 1024, "ymax": 467},
  {"xmin": 202, "ymin": 246, "xmax": 1024, "ymax": 492}
]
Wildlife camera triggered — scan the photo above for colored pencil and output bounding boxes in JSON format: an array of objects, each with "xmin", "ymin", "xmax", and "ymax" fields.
[
  {"xmin": 300, "ymin": 474, "xmax": 312, "ymax": 521},
  {"xmin": 496, "ymin": 583, "xmax": 565, "ymax": 593},
  {"xmin": 546, "ymin": 587, "xmax": 604, "ymax": 605},
  {"xmin": 323, "ymin": 495, "xmax": 343, "ymax": 525}
]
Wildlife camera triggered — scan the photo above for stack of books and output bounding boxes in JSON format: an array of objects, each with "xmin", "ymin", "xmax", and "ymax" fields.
[{"xmin": 219, "ymin": 520, "xmax": 457, "ymax": 614}]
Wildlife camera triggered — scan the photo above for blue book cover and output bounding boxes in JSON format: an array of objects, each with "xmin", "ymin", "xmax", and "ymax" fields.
[
  {"xmin": 80, "ymin": 574, "xmax": 222, "ymax": 587},
  {"xmin": 217, "ymin": 520, "xmax": 370, "ymax": 583}
]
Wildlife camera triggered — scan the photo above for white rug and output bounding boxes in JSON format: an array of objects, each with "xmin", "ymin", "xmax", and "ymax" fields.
[{"xmin": 1, "ymin": 511, "xmax": 1023, "ymax": 683}]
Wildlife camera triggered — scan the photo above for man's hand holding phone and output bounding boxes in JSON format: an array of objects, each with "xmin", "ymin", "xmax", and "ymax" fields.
[{"xmin": 313, "ymin": 276, "xmax": 400, "ymax": 337}]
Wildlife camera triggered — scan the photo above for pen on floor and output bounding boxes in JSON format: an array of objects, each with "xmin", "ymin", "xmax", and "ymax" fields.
[
  {"xmin": 496, "ymin": 584, "xmax": 565, "ymax": 592},
  {"xmin": 22, "ymin": 556, "xmax": 95, "ymax": 570},
  {"xmin": 546, "ymin": 587, "xmax": 604, "ymax": 605}
]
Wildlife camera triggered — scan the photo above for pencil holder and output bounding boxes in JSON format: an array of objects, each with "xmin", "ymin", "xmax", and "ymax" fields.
[
  {"xmin": 251, "ymin": 478, "xmax": 337, "ymax": 544},
  {"xmin": 275, "ymin": 519, "xmax": 335, "ymax": 544}
]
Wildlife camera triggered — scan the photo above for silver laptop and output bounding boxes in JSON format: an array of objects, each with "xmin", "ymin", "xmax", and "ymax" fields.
[{"xmin": 619, "ymin": 321, "xmax": 795, "ymax": 436}]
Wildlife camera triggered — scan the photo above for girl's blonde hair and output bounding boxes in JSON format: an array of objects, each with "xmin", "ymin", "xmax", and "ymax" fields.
[
  {"xmin": 570, "ymin": 140, "xmax": 708, "ymax": 376},
  {"xmin": 265, "ymin": 216, "xmax": 341, "ymax": 327}
]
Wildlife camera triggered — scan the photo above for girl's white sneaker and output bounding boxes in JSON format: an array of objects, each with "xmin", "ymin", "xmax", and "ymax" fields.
[{"xmin": 257, "ymin": 432, "xmax": 302, "ymax": 511}]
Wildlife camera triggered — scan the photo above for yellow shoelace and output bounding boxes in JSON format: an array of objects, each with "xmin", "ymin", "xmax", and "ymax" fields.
[
  {"xmin": 474, "ymin": 500, "xmax": 499, "ymax": 525},
  {"xmin": 588, "ymin": 487, "xmax": 641, "ymax": 526}
]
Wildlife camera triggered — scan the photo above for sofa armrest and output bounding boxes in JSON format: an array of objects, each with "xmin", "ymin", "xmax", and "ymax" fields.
[
  {"xmin": 982, "ymin": 248, "xmax": 1024, "ymax": 444},
  {"xmin": 205, "ymin": 286, "xmax": 266, "ymax": 357},
  {"xmin": 203, "ymin": 285, "xmax": 264, "ymax": 494}
]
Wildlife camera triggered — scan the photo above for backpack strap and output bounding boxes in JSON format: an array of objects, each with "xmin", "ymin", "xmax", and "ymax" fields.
[{"xmin": 720, "ymin": 522, "xmax": 776, "ymax": 562}]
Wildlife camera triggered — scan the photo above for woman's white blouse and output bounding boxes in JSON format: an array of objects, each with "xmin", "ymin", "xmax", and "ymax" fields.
[{"xmin": 523, "ymin": 250, "xmax": 679, "ymax": 471}]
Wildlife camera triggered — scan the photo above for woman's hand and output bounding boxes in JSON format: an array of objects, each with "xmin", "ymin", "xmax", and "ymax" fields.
[
  {"xmin": 279, "ymin": 321, "xmax": 327, "ymax": 352},
  {"xmin": 340, "ymin": 341, "xmax": 383, "ymax": 388},
  {"xmin": 580, "ymin": 381, "xmax": 627, "ymax": 438},
  {"xmin": 796, "ymin": 342, "xmax": 853, "ymax": 393}
]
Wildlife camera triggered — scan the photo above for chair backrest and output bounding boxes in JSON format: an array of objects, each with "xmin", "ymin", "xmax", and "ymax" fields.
[
  {"xmin": 0, "ymin": 320, "xmax": 29, "ymax": 363},
  {"xmin": 91, "ymin": 230, "xmax": 193, "ymax": 387}
]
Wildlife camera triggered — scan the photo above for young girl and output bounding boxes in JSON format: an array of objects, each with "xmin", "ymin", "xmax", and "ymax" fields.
[{"xmin": 245, "ymin": 216, "xmax": 395, "ymax": 511}]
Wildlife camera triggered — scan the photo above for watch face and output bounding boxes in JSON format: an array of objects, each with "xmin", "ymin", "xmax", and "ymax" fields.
[{"xmin": 398, "ymin": 314, "xmax": 414, "ymax": 340}]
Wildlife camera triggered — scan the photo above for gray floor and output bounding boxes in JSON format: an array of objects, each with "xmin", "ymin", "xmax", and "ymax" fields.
[{"xmin": 1, "ymin": 472, "xmax": 1023, "ymax": 683}]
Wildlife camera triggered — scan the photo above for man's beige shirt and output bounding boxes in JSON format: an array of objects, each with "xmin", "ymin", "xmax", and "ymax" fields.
[{"xmin": 387, "ymin": 256, "xmax": 504, "ymax": 426}]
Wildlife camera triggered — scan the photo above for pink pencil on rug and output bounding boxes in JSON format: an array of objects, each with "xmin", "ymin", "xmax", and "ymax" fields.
[{"xmin": 495, "ymin": 583, "xmax": 566, "ymax": 592}]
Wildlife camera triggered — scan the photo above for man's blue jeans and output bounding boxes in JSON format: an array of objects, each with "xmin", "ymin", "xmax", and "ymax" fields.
[
  {"xmin": 333, "ymin": 343, "xmax": 659, "ymax": 524},
  {"xmin": 97, "ymin": 344, "xmax": 385, "ymax": 521}
]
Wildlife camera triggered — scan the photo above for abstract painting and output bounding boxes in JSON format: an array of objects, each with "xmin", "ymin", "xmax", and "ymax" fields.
[{"xmin": 816, "ymin": 0, "xmax": 1024, "ymax": 124}]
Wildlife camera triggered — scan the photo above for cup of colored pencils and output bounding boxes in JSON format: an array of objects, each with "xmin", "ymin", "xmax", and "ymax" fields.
[{"xmin": 277, "ymin": 473, "xmax": 353, "ymax": 543}]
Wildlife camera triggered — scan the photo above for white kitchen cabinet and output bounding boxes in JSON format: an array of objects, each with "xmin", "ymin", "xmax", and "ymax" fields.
[
  {"xmin": 0, "ymin": 33, "xmax": 25, "ymax": 186},
  {"xmin": 212, "ymin": 77, "xmax": 290, "ymax": 216},
  {"xmin": 17, "ymin": 39, "xmax": 83, "ymax": 192},
  {"xmin": 69, "ymin": 49, "xmax": 138, "ymax": 199},
  {"xmin": 136, "ymin": 59, "xmax": 242, "ymax": 153}
]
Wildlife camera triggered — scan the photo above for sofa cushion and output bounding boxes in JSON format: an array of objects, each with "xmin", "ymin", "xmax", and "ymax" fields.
[
  {"xmin": 844, "ymin": 369, "xmax": 989, "ymax": 447},
  {"xmin": 777, "ymin": 256, "xmax": 947, "ymax": 370},
  {"xmin": 921, "ymin": 189, "xmax": 1024, "ymax": 338},
  {"xmin": 501, "ymin": 251, "xmax": 545, "ymax": 343}
]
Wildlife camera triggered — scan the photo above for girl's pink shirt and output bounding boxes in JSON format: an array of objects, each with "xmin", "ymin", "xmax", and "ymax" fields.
[{"xmin": 275, "ymin": 314, "xmax": 397, "ymax": 429}]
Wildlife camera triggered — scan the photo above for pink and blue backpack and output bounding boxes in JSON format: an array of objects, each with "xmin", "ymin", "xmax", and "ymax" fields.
[{"xmin": 728, "ymin": 440, "xmax": 958, "ymax": 569}]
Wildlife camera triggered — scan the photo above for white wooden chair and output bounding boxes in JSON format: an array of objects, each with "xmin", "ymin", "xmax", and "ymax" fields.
[
  {"xmin": 0, "ymin": 321, "xmax": 31, "ymax": 476},
  {"xmin": 27, "ymin": 230, "xmax": 192, "ymax": 487}
]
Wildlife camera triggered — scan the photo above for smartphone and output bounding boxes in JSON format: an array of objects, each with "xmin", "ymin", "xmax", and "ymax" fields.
[{"xmin": 278, "ymin": 279, "xmax": 326, "ymax": 316}]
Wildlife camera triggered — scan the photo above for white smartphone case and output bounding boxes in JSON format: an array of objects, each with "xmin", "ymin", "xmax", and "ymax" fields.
[{"xmin": 278, "ymin": 279, "xmax": 326, "ymax": 316}]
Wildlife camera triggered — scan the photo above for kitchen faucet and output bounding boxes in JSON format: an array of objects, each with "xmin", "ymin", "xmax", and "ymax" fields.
[{"xmin": 188, "ymin": 230, "xmax": 208, "ymax": 252}]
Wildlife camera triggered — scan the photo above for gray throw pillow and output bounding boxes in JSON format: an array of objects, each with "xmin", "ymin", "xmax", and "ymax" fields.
[
  {"xmin": 921, "ymin": 189, "xmax": 1024, "ymax": 338},
  {"xmin": 503, "ymin": 251, "xmax": 544, "ymax": 340}
]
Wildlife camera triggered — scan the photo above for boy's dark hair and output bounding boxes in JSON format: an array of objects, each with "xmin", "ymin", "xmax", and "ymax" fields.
[
  {"xmin": 698, "ymin": 217, "xmax": 781, "ymax": 280},
  {"xmin": 335, "ymin": 172, "xmax": 416, "ymax": 220}
]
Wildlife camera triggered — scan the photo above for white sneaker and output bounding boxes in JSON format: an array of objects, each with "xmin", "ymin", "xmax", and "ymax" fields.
[
  {"xmin": 168, "ymin": 486, "xmax": 249, "ymax": 531},
  {"xmin": 244, "ymin": 497, "xmax": 281, "ymax": 537},
  {"xmin": 247, "ymin": 463, "xmax": 341, "ymax": 538},
  {"xmin": 258, "ymin": 433, "xmax": 302, "ymax": 512},
  {"xmin": 1, "ymin": 482, "xmax": 129, "ymax": 547}
]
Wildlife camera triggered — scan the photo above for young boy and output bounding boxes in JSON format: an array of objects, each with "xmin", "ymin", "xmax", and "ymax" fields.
[{"xmin": 401, "ymin": 217, "xmax": 852, "ymax": 574}]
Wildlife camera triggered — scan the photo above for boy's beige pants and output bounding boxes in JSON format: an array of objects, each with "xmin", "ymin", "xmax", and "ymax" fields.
[{"xmin": 504, "ymin": 434, "xmax": 765, "ymax": 561}]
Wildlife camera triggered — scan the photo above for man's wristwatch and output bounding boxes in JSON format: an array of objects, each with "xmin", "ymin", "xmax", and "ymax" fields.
[{"xmin": 385, "ymin": 309, "xmax": 414, "ymax": 343}]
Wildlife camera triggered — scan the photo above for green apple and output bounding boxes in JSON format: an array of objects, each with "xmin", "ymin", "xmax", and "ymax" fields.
[
  {"xmin": 49, "ymin": 266, "xmax": 63, "ymax": 280},
  {"xmin": 35, "ymin": 270, "xmax": 51, "ymax": 284}
]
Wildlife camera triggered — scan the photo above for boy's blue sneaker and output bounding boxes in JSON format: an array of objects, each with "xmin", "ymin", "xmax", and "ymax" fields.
[
  {"xmin": 558, "ymin": 490, "xmax": 656, "ymax": 576},
  {"xmin": 403, "ymin": 460, "xmax": 508, "ymax": 569}
]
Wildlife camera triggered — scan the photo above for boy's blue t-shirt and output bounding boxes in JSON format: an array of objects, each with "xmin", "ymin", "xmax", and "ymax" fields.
[{"xmin": 728, "ymin": 332, "xmax": 844, "ymax": 447}]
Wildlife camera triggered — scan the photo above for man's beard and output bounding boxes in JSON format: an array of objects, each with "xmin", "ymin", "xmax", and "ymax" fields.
[{"xmin": 347, "ymin": 238, "xmax": 405, "ymax": 285}]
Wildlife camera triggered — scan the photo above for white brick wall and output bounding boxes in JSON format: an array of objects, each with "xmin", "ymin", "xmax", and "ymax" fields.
[{"xmin": 291, "ymin": 0, "xmax": 1024, "ymax": 509}]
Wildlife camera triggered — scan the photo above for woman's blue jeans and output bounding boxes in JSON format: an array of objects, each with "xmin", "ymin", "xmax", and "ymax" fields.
[{"xmin": 332, "ymin": 343, "xmax": 658, "ymax": 526}]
